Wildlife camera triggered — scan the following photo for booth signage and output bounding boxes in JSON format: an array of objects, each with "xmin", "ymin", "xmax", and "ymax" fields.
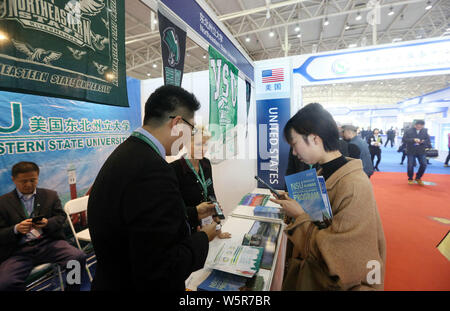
[
  {"xmin": 0, "ymin": 0, "xmax": 128, "ymax": 107},
  {"xmin": 159, "ymin": 0, "xmax": 254, "ymax": 81},
  {"xmin": 255, "ymin": 61, "xmax": 291, "ymax": 190},
  {"xmin": 158, "ymin": 10, "xmax": 186, "ymax": 87},
  {"xmin": 0, "ymin": 77, "xmax": 141, "ymax": 201},
  {"xmin": 293, "ymin": 38, "xmax": 450, "ymax": 84}
]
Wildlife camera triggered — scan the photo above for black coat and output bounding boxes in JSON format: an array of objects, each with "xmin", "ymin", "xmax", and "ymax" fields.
[
  {"xmin": 367, "ymin": 135, "xmax": 383, "ymax": 152},
  {"xmin": 87, "ymin": 136, "xmax": 209, "ymax": 291},
  {"xmin": 402, "ymin": 128, "xmax": 431, "ymax": 155},
  {"xmin": 0, "ymin": 188, "xmax": 67, "ymax": 264},
  {"xmin": 170, "ymin": 157, "xmax": 215, "ymax": 233}
]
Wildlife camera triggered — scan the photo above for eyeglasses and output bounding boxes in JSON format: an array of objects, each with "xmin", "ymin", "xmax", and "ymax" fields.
[{"xmin": 169, "ymin": 116, "xmax": 198, "ymax": 136}]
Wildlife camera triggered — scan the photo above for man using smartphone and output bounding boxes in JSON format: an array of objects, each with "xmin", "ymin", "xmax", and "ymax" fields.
[{"xmin": 0, "ymin": 162, "xmax": 86, "ymax": 291}]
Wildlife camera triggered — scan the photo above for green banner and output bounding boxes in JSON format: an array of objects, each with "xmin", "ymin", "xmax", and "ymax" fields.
[
  {"xmin": 208, "ymin": 46, "xmax": 238, "ymax": 159},
  {"xmin": 0, "ymin": 0, "xmax": 128, "ymax": 107}
]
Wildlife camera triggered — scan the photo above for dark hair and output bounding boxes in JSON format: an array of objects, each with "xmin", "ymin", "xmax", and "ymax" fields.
[
  {"xmin": 284, "ymin": 103, "xmax": 339, "ymax": 152},
  {"xmin": 12, "ymin": 162, "xmax": 39, "ymax": 177},
  {"xmin": 414, "ymin": 119, "xmax": 425, "ymax": 126},
  {"xmin": 143, "ymin": 85, "xmax": 200, "ymax": 126},
  {"xmin": 373, "ymin": 128, "xmax": 379, "ymax": 133}
]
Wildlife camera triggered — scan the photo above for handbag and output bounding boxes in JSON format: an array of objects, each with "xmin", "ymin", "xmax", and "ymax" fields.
[{"xmin": 425, "ymin": 149, "xmax": 439, "ymax": 158}]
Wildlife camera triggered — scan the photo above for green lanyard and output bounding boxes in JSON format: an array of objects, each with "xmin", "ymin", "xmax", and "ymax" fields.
[
  {"xmin": 131, "ymin": 131, "xmax": 162, "ymax": 157},
  {"xmin": 184, "ymin": 156, "xmax": 208, "ymax": 201},
  {"xmin": 20, "ymin": 201, "xmax": 30, "ymax": 218}
]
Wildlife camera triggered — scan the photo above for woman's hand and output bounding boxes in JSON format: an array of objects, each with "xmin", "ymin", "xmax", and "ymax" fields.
[
  {"xmin": 270, "ymin": 191, "xmax": 306, "ymax": 219},
  {"xmin": 196, "ymin": 202, "xmax": 216, "ymax": 220}
]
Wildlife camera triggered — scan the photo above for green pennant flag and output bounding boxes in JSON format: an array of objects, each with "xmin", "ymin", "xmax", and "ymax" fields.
[{"xmin": 208, "ymin": 46, "xmax": 238, "ymax": 159}]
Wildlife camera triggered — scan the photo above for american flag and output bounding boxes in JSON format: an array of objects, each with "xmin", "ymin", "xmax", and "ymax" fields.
[{"xmin": 262, "ymin": 68, "xmax": 284, "ymax": 83}]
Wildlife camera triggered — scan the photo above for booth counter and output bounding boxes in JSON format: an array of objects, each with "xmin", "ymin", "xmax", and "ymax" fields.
[{"xmin": 185, "ymin": 188, "xmax": 287, "ymax": 291}]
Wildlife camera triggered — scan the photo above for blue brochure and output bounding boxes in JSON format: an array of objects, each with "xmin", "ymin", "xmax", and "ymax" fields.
[{"xmin": 284, "ymin": 169, "xmax": 332, "ymax": 228}]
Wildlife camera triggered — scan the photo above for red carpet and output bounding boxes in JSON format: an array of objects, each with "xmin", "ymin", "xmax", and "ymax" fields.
[{"xmin": 371, "ymin": 172, "xmax": 450, "ymax": 291}]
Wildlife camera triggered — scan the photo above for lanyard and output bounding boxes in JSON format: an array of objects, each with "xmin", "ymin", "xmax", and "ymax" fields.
[
  {"xmin": 131, "ymin": 131, "xmax": 162, "ymax": 157},
  {"xmin": 19, "ymin": 197, "xmax": 35, "ymax": 218},
  {"xmin": 184, "ymin": 156, "xmax": 208, "ymax": 201}
]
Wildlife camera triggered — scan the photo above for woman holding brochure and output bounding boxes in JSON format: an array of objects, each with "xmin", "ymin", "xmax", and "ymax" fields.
[
  {"xmin": 271, "ymin": 103, "xmax": 386, "ymax": 291},
  {"xmin": 170, "ymin": 125, "xmax": 231, "ymax": 239}
]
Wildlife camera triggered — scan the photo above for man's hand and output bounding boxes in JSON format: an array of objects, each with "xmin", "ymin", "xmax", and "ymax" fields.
[
  {"xmin": 199, "ymin": 222, "xmax": 220, "ymax": 241},
  {"xmin": 269, "ymin": 191, "xmax": 306, "ymax": 219},
  {"xmin": 196, "ymin": 202, "xmax": 216, "ymax": 220},
  {"xmin": 16, "ymin": 219, "xmax": 33, "ymax": 235},
  {"xmin": 32, "ymin": 218, "xmax": 48, "ymax": 229}
]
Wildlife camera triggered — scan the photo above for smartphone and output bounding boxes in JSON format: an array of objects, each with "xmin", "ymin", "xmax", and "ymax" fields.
[
  {"xmin": 213, "ymin": 202, "xmax": 225, "ymax": 219},
  {"xmin": 254, "ymin": 176, "xmax": 282, "ymax": 199},
  {"xmin": 32, "ymin": 216, "xmax": 44, "ymax": 223}
]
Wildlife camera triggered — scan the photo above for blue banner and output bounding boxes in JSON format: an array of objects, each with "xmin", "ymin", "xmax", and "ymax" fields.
[
  {"xmin": 160, "ymin": 0, "xmax": 254, "ymax": 81},
  {"xmin": 256, "ymin": 98, "xmax": 291, "ymax": 190},
  {"xmin": 0, "ymin": 77, "xmax": 141, "ymax": 204}
]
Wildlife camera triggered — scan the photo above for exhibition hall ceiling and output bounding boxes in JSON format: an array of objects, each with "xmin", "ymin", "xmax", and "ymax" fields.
[{"xmin": 125, "ymin": 0, "xmax": 450, "ymax": 101}]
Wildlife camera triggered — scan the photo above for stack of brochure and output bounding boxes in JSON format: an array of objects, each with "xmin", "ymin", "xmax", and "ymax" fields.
[
  {"xmin": 285, "ymin": 168, "xmax": 333, "ymax": 229},
  {"xmin": 204, "ymin": 241, "xmax": 264, "ymax": 278}
]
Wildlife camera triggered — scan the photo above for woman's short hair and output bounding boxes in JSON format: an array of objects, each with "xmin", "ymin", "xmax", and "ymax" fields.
[
  {"xmin": 284, "ymin": 103, "xmax": 339, "ymax": 152},
  {"xmin": 12, "ymin": 162, "xmax": 40, "ymax": 177}
]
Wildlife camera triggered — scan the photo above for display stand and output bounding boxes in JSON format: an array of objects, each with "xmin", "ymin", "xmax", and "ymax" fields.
[{"xmin": 185, "ymin": 188, "xmax": 286, "ymax": 291}]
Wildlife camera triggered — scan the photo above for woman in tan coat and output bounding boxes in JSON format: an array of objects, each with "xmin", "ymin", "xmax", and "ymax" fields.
[{"xmin": 271, "ymin": 103, "xmax": 386, "ymax": 291}]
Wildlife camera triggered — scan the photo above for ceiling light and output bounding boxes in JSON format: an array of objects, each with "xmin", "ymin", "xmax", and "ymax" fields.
[
  {"xmin": 345, "ymin": 23, "xmax": 350, "ymax": 30},
  {"xmin": 356, "ymin": 12, "xmax": 362, "ymax": 21},
  {"xmin": 147, "ymin": 73, "xmax": 151, "ymax": 77},
  {"xmin": 388, "ymin": 7, "xmax": 394, "ymax": 16},
  {"xmin": 392, "ymin": 38, "xmax": 402, "ymax": 42},
  {"xmin": 152, "ymin": 63, "xmax": 157, "ymax": 68},
  {"xmin": 266, "ymin": 8, "xmax": 271, "ymax": 19},
  {"xmin": 349, "ymin": 43, "xmax": 357, "ymax": 48},
  {"xmin": 269, "ymin": 30, "xmax": 275, "ymax": 37},
  {"xmin": 296, "ymin": 33, "xmax": 302, "ymax": 38},
  {"xmin": 323, "ymin": 18, "xmax": 329, "ymax": 26},
  {"xmin": 425, "ymin": 1, "xmax": 432, "ymax": 10},
  {"xmin": 153, "ymin": 19, "xmax": 158, "ymax": 24},
  {"xmin": 245, "ymin": 36, "xmax": 251, "ymax": 42},
  {"xmin": 295, "ymin": 25, "xmax": 300, "ymax": 32}
]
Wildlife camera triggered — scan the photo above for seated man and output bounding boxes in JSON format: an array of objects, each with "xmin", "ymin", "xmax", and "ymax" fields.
[{"xmin": 0, "ymin": 161, "xmax": 86, "ymax": 291}]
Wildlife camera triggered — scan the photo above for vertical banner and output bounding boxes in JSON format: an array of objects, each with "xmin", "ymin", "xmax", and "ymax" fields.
[
  {"xmin": 255, "ymin": 62, "xmax": 292, "ymax": 190},
  {"xmin": 0, "ymin": 77, "xmax": 141, "ymax": 204},
  {"xmin": 158, "ymin": 10, "xmax": 186, "ymax": 86},
  {"xmin": 208, "ymin": 46, "xmax": 238, "ymax": 160},
  {"xmin": 245, "ymin": 80, "xmax": 251, "ymax": 138},
  {"xmin": 0, "ymin": 0, "xmax": 128, "ymax": 107}
]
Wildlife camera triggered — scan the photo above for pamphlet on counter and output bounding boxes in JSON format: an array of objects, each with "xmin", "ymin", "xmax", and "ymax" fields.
[{"xmin": 204, "ymin": 242, "xmax": 264, "ymax": 278}]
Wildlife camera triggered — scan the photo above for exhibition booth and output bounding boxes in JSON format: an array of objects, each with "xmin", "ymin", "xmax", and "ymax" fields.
[{"xmin": 0, "ymin": 0, "xmax": 449, "ymax": 292}]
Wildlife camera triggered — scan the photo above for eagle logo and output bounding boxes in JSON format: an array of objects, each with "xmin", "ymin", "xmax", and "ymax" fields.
[
  {"xmin": 93, "ymin": 61, "xmax": 108, "ymax": 74},
  {"xmin": 163, "ymin": 28, "xmax": 180, "ymax": 67},
  {"xmin": 12, "ymin": 39, "xmax": 62, "ymax": 65},
  {"xmin": 80, "ymin": 0, "xmax": 105, "ymax": 16},
  {"xmin": 67, "ymin": 46, "xmax": 87, "ymax": 60},
  {"xmin": 90, "ymin": 31, "xmax": 109, "ymax": 51}
]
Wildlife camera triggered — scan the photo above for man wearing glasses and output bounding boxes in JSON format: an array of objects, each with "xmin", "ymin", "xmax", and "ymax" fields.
[{"xmin": 87, "ymin": 85, "xmax": 219, "ymax": 291}]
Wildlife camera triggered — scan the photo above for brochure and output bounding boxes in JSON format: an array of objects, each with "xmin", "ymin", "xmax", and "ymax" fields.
[
  {"xmin": 243, "ymin": 221, "xmax": 281, "ymax": 270},
  {"xmin": 204, "ymin": 242, "xmax": 264, "ymax": 278},
  {"xmin": 239, "ymin": 193, "xmax": 270, "ymax": 206},
  {"xmin": 285, "ymin": 168, "xmax": 333, "ymax": 229}
]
